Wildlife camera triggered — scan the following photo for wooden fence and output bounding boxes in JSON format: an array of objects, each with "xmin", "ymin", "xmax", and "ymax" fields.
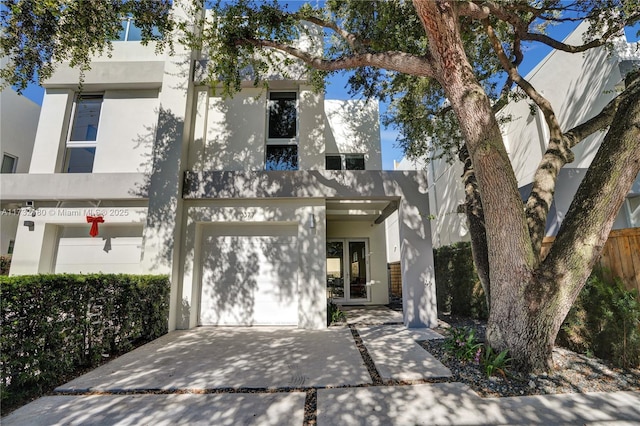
[
  {"xmin": 388, "ymin": 261, "xmax": 402, "ymax": 298},
  {"xmin": 541, "ymin": 227, "xmax": 640, "ymax": 295}
]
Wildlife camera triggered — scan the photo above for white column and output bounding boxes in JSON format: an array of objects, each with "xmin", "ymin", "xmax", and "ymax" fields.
[
  {"xmin": 398, "ymin": 189, "xmax": 437, "ymax": 328},
  {"xmin": 297, "ymin": 202, "xmax": 327, "ymax": 329},
  {"xmin": 140, "ymin": 1, "xmax": 203, "ymax": 331}
]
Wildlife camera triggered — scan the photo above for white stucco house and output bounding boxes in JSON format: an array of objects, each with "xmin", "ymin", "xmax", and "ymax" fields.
[
  {"xmin": 0, "ymin": 8, "xmax": 437, "ymax": 331},
  {"xmin": 0, "ymin": 57, "xmax": 41, "ymax": 256},
  {"xmin": 424, "ymin": 21, "xmax": 640, "ymax": 248}
]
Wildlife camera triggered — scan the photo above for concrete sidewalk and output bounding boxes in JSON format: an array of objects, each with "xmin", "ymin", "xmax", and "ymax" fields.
[
  {"xmin": 3, "ymin": 393, "xmax": 305, "ymax": 426},
  {"xmin": 318, "ymin": 383, "xmax": 640, "ymax": 425},
  {"xmin": 6, "ymin": 383, "xmax": 639, "ymax": 425}
]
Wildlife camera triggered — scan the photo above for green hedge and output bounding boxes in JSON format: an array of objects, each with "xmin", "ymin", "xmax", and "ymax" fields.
[
  {"xmin": 0, "ymin": 274, "xmax": 169, "ymax": 407},
  {"xmin": 558, "ymin": 269, "xmax": 640, "ymax": 368},
  {"xmin": 434, "ymin": 242, "xmax": 487, "ymax": 319}
]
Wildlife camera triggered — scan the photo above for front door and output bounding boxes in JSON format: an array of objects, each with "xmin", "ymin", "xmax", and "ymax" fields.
[{"xmin": 326, "ymin": 239, "xmax": 369, "ymax": 302}]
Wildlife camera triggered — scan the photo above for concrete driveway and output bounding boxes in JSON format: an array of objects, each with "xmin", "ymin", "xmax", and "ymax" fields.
[{"xmin": 56, "ymin": 327, "xmax": 370, "ymax": 391}]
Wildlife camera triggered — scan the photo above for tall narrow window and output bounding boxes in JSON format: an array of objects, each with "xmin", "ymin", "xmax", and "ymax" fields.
[
  {"xmin": 1, "ymin": 154, "xmax": 17, "ymax": 173},
  {"xmin": 268, "ymin": 92, "xmax": 297, "ymax": 140},
  {"xmin": 266, "ymin": 92, "xmax": 298, "ymax": 170},
  {"xmin": 65, "ymin": 94, "xmax": 102, "ymax": 173}
]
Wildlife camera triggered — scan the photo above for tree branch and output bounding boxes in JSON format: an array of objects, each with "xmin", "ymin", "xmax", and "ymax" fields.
[
  {"xmin": 525, "ymin": 68, "xmax": 640, "ymax": 261},
  {"xmin": 457, "ymin": 1, "xmax": 489, "ymax": 19},
  {"xmin": 483, "ymin": 1, "xmax": 639, "ymax": 54},
  {"xmin": 484, "ymin": 20, "xmax": 563, "ymax": 140},
  {"xmin": 238, "ymin": 37, "xmax": 436, "ymax": 76}
]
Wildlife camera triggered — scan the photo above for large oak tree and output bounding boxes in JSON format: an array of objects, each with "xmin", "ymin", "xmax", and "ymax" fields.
[{"xmin": 2, "ymin": 0, "xmax": 639, "ymax": 373}]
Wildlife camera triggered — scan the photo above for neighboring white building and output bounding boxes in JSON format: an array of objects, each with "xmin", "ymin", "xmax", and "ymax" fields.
[
  {"xmin": 426, "ymin": 21, "xmax": 640, "ymax": 247},
  {"xmin": 0, "ymin": 7, "xmax": 437, "ymax": 330},
  {"xmin": 0, "ymin": 57, "xmax": 41, "ymax": 256}
]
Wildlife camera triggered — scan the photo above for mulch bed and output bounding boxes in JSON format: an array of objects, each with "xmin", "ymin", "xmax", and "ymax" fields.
[{"xmin": 422, "ymin": 314, "xmax": 640, "ymax": 397}]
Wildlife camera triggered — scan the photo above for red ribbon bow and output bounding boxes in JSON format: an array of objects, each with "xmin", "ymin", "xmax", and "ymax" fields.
[{"xmin": 86, "ymin": 216, "xmax": 105, "ymax": 237}]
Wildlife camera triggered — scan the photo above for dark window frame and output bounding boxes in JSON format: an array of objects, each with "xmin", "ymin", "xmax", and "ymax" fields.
[{"xmin": 325, "ymin": 153, "xmax": 365, "ymax": 170}]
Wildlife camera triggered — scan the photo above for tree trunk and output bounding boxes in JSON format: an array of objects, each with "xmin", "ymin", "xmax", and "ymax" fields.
[
  {"xmin": 492, "ymin": 73, "xmax": 640, "ymax": 372},
  {"xmin": 413, "ymin": 1, "xmax": 640, "ymax": 373},
  {"xmin": 414, "ymin": 0, "xmax": 536, "ymax": 368},
  {"xmin": 459, "ymin": 144, "xmax": 490, "ymax": 310}
]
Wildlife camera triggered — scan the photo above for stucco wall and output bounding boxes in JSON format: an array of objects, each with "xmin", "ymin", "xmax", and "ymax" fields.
[
  {"xmin": 44, "ymin": 42, "xmax": 165, "ymax": 90},
  {"xmin": 29, "ymin": 89, "xmax": 159, "ymax": 174},
  {"xmin": 9, "ymin": 207, "xmax": 147, "ymax": 275},
  {"xmin": 191, "ymin": 88, "xmax": 382, "ymax": 172},
  {"xmin": 0, "ymin": 83, "xmax": 40, "ymax": 174},
  {"xmin": 324, "ymin": 99, "xmax": 382, "ymax": 170},
  {"xmin": 500, "ymin": 20, "xmax": 630, "ymax": 186},
  {"xmin": 92, "ymin": 90, "xmax": 160, "ymax": 173},
  {"xmin": 192, "ymin": 88, "xmax": 267, "ymax": 171}
]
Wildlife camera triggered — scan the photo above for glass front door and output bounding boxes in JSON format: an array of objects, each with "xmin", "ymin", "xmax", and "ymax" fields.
[{"xmin": 326, "ymin": 239, "xmax": 369, "ymax": 302}]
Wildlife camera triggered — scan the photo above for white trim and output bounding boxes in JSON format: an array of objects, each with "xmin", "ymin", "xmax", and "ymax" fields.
[{"xmin": 66, "ymin": 93, "xmax": 103, "ymax": 145}]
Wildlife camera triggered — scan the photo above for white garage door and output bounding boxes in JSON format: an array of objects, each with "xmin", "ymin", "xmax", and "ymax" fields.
[
  {"xmin": 54, "ymin": 225, "xmax": 143, "ymax": 274},
  {"xmin": 200, "ymin": 227, "xmax": 299, "ymax": 326}
]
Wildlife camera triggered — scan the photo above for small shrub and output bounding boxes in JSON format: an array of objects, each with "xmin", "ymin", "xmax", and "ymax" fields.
[
  {"xmin": 482, "ymin": 346, "xmax": 511, "ymax": 378},
  {"xmin": 327, "ymin": 300, "xmax": 345, "ymax": 325},
  {"xmin": 444, "ymin": 326, "xmax": 482, "ymax": 362},
  {"xmin": 444, "ymin": 327, "xmax": 512, "ymax": 378},
  {"xmin": 558, "ymin": 269, "xmax": 640, "ymax": 368}
]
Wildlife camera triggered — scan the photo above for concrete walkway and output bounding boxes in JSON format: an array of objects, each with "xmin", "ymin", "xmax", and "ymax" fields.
[{"xmin": 4, "ymin": 306, "xmax": 640, "ymax": 425}]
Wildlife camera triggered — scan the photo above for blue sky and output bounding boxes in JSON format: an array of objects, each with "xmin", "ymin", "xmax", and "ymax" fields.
[{"xmin": 18, "ymin": 17, "xmax": 639, "ymax": 170}]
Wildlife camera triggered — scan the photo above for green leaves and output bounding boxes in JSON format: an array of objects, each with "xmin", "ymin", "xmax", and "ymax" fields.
[
  {"xmin": 558, "ymin": 268, "xmax": 640, "ymax": 368},
  {"xmin": 444, "ymin": 326, "xmax": 483, "ymax": 362},
  {"xmin": 443, "ymin": 326, "xmax": 512, "ymax": 378},
  {"xmin": 0, "ymin": 0, "xmax": 173, "ymax": 92},
  {"xmin": 0, "ymin": 273, "xmax": 170, "ymax": 409},
  {"xmin": 482, "ymin": 346, "xmax": 511, "ymax": 378}
]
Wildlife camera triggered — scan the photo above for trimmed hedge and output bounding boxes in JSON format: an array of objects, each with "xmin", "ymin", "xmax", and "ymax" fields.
[
  {"xmin": 434, "ymin": 242, "xmax": 488, "ymax": 319},
  {"xmin": 0, "ymin": 274, "xmax": 169, "ymax": 408},
  {"xmin": 557, "ymin": 269, "xmax": 640, "ymax": 368}
]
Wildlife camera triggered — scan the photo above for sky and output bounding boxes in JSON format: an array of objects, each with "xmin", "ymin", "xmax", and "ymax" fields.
[{"xmin": 17, "ymin": 15, "xmax": 639, "ymax": 170}]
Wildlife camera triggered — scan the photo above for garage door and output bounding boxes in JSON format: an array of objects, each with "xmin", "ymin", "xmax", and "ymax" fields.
[
  {"xmin": 200, "ymin": 227, "xmax": 299, "ymax": 326},
  {"xmin": 54, "ymin": 225, "xmax": 142, "ymax": 274}
]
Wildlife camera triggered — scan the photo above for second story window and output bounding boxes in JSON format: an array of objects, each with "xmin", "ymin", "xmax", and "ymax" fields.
[
  {"xmin": 1, "ymin": 153, "xmax": 17, "ymax": 173},
  {"xmin": 268, "ymin": 92, "xmax": 297, "ymax": 140},
  {"xmin": 65, "ymin": 94, "xmax": 103, "ymax": 173},
  {"xmin": 266, "ymin": 92, "xmax": 298, "ymax": 170},
  {"xmin": 326, "ymin": 154, "xmax": 365, "ymax": 170},
  {"xmin": 117, "ymin": 18, "xmax": 161, "ymax": 42}
]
